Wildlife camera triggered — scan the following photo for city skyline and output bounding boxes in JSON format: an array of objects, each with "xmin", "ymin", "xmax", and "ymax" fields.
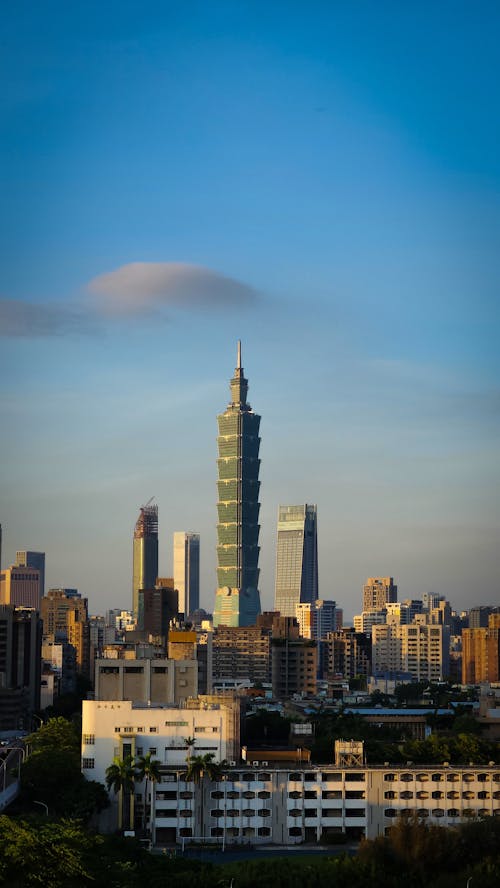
[{"xmin": 1, "ymin": 4, "xmax": 499, "ymax": 620}]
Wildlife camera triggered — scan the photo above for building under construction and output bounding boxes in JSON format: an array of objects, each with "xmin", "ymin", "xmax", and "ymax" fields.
[{"xmin": 132, "ymin": 501, "xmax": 158, "ymax": 620}]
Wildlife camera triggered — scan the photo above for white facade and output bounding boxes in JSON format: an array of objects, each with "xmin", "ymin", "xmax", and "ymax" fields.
[
  {"xmin": 150, "ymin": 763, "xmax": 500, "ymax": 846},
  {"xmin": 173, "ymin": 532, "xmax": 200, "ymax": 618}
]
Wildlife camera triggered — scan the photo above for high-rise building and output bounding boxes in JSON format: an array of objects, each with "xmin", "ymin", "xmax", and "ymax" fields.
[
  {"xmin": 0, "ymin": 605, "xmax": 42, "ymax": 730},
  {"xmin": 173, "ymin": 532, "xmax": 200, "ymax": 618},
  {"xmin": 132, "ymin": 502, "xmax": 159, "ymax": 619},
  {"xmin": 0, "ymin": 566, "xmax": 41, "ymax": 610},
  {"xmin": 15, "ymin": 551, "xmax": 45, "ymax": 599},
  {"xmin": 362, "ymin": 577, "xmax": 397, "ymax": 612},
  {"xmin": 41, "ymin": 588, "xmax": 90, "ymax": 678},
  {"xmin": 462, "ymin": 613, "xmax": 500, "ymax": 684},
  {"xmin": 213, "ymin": 342, "xmax": 261, "ymax": 627},
  {"xmin": 274, "ymin": 505, "xmax": 318, "ymax": 618}
]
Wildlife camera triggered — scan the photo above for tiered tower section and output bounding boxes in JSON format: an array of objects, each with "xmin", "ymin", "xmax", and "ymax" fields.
[{"xmin": 213, "ymin": 342, "xmax": 261, "ymax": 627}]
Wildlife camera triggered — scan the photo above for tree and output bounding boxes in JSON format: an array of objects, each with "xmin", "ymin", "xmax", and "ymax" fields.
[
  {"xmin": 106, "ymin": 755, "xmax": 136, "ymax": 830},
  {"xmin": 183, "ymin": 736, "xmax": 196, "ymax": 760},
  {"xmin": 134, "ymin": 752, "xmax": 161, "ymax": 833},
  {"xmin": 25, "ymin": 716, "xmax": 80, "ymax": 756},
  {"xmin": 184, "ymin": 753, "xmax": 227, "ymax": 841}
]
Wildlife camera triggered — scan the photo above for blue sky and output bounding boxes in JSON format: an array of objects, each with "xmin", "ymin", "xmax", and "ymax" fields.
[{"xmin": 1, "ymin": 1, "xmax": 499, "ymax": 619}]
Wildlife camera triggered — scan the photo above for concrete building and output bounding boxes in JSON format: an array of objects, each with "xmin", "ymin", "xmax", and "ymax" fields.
[
  {"xmin": 0, "ymin": 566, "xmax": 41, "ymax": 610},
  {"xmin": 295, "ymin": 600, "xmax": 336, "ymax": 641},
  {"xmin": 372, "ymin": 622, "xmax": 449, "ymax": 681},
  {"xmin": 40, "ymin": 588, "xmax": 90, "ymax": 678},
  {"xmin": 173, "ymin": 533, "xmax": 200, "ymax": 619},
  {"xmin": 14, "ymin": 551, "xmax": 45, "ymax": 599},
  {"xmin": 212, "ymin": 625, "xmax": 272, "ymax": 687},
  {"xmin": 271, "ymin": 618, "xmax": 317, "ymax": 698},
  {"xmin": 325, "ymin": 628, "xmax": 371, "ymax": 681},
  {"xmin": 214, "ymin": 343, "xmax": 261, "ymax": 627},
  {"xmin": 91, "ymin": 751, "xmax": 500, "ymax": 846},
  {"xmin": 0, "ymin": 605, "xmax": 42, "ymax": 730},
  {"xmin": 94, "ymin": 655, "xmax": 198, "ymax": 704},
  {"xmin": 139, "ymin": 583, "xmax": 178, "ymax": 637},
  {"xmin": 81, "ymin": 694, "xmax": 243, "ymax": 833},
  {"xmin": 274, "ymin": 505, "xmax": 318, "ymax": 618},
  {"xmin": 362, "ymin": 577, "xmax": 397, "ymax": 612},
  {"xmin": 168, "ymin": 628, "xmax": 213, "ymax": 695},
  {"xmin": 462, "ymin": 614, "xmax": 500, "ymax": 684}
]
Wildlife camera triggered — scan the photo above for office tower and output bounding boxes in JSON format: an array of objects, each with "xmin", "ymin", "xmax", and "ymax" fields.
[
  {"xmin": 173, "ymin": 532, "xmax": 200, "ymax": 618},
  {"xmin": 362, "ymin": 577, "xmax": 397, "ymax": 612},
  {"xmin": 0, "ymin": 605, "xmax": 42, "ymax": 730},
  {"xmin": 132, "ymin": 501, "xmax": 159, "ymax": 619},
  {"xmin": 15, "ymin": 551, "xmax": 45, "ymax": 599},
  {"xmin": 213, "ymin": 342, "xmax": 261, "ymax": 627},
  {"xmin": 0, "ymin": 565, "xmax": 41, "ymax": 610},
  {"xmin": 274, "ymin": 505, "xmax": 318, "ymax": 618},
  {"xmin": 468, "ymin": 606, "xmax": 494, "ymax": 629}
]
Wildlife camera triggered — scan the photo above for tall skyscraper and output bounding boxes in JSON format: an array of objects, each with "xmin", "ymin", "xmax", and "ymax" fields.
[
  {"xmin": 132, "ymin": 502, "xmax": 159, "ymax": 619},
  {"xmin": 274, "ymin": 504, "xmax": 318, "ymax": 618},
  {"xmin": 173, "ymin": 532, "xmax": 200, "ymax": 618},
  {"xmin": 213, "ymin": 342, "xmax": 261, "ymax": 627},
  {"xmin": 15, "ymin": 550, "xmax": 45, "ymax": 599}
]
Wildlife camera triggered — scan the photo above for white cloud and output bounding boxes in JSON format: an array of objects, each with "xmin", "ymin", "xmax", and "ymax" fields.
[{"xmin": 87, "ymin": 262, "xmax": 258, "ymax": 315}]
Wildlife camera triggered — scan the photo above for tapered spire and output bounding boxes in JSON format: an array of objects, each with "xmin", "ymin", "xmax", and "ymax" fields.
[{"xmin": 230, "ymin": 339, "xmax": 249, "ymax": 408}]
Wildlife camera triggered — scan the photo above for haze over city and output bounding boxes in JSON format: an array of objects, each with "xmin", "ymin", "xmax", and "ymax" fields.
[{"xmin": 1, "ymin": 2, "xmax": 499, "ymax": 621}]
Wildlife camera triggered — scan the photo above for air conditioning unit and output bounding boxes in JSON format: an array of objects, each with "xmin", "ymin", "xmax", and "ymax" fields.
[
  {"xmin": 229, "ymin": 761, "xmax": 237, "ymax": 767},
  {"xmin": 261, "ymin": 761, "xmax": 269, "ymax": 767},
  {"xmin": 252, "ymin": 761, "xmax": 259, "ymax": 767}
]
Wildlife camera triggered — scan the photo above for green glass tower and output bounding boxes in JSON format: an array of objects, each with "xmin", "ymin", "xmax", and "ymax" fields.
[{"xmin": 213, "ymin": 342, "xmax": 261, "ymax": 627}]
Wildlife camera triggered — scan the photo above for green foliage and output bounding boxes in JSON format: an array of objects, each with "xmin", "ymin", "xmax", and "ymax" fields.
[
  {"xmin": 183, "ymin": 753, "xmax": 226, "ymax": 783},
  {"xmin": 25, "ymin": 716, "xmax": 80, "ymax": 755}
]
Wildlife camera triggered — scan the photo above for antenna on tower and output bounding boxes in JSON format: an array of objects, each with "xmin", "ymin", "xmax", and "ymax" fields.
[{"xmin": 237, "ymin": 340, "xmax": 242, "ymax": 369}]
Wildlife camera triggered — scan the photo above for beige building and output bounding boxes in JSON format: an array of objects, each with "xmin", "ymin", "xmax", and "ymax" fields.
[
  {"xmin": 94, "ymin": 655, "xmax": 197, "ymax": 704},
  {"xmin": 362, "ymin": 577, "xmax": 397, "ymax": 612},
  {"xmin": 212, "ymin": 625, "xmax": 272, "ymax": 686},
  {"xmin": 462, "ymin": 614, "xmax": 500, "ymax": 684},
  {"xmin": 41, "ymin": 589, "xmax": 90, "ymax": 677},
  {"xmin": 372, "ymin": 622, "xmax": 449, "ymax": 681}
]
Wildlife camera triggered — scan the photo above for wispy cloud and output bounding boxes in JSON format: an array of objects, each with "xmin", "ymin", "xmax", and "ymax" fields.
[
  {"xmin": 0, "ymin": 263, "xmax": 258, "ymax": 338},
  {"xmin": 0, "ymin": 298, "xmax": 95, "ymax": 338},
  {"xmin": 88, "ymin": 262, "xmax": 258, "ymax": 315}
]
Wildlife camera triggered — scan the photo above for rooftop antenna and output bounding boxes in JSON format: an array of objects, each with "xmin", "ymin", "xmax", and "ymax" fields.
[{"xmin": 237, "ymin": 339, "xmax": 242, "ymax": 369}]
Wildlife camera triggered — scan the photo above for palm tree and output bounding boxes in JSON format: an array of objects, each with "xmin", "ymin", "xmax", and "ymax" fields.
[
  {"xmin": 183, "ymin": 736, "xmax": 196, "ymax": 761},
  {"xmin": 105, "ymin": 755, "xmax": 136, "ymax": 830},
  {"xmin": 135, "ymin": 752, "xmax": 161, "ymax": 833},
  {"xmin": 184, "ymin": 753, "xmax": 228, "ymax": 840}
]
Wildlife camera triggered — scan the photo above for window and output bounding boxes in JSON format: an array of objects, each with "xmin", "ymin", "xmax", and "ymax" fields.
[
  {"xmin": 345, "ymin": 808, "xmax": 365, "ymax": 818},
  {"xmin": 150, "ymin": 747, "xmax": 157, "ymax": 755},
  {"xmin": 243, "ymin": 790, "xmax": 256, "ymax": 799},
  {"xmin": 478, "ymin": 791, "xmax": 490, "ymax": 799},
  {"xmin": 322, "ymin": 773, "xmax": 342, "ymax": 782},
  {"xmin": 346, "ymin": 791, "xmax": 365, "ymax": 799},
  {"xmin": 210, "ymin": 810, "xmax": 224, "ymax": 818},
  {"xmin": 180, "ymin": 791, "xmax": 193, "ymax": 799},
  {"xmin": 242, "ymin": 809, "xmax": 254, "ymax": 817},
  {"xmin": 123, "ymin": 727, "xmax": 134, "ymax": 734},
  {"xmin": 165, "ymin": 721, "xmax": 189, "ymax": 727},
  {"xmin": 417, "ymin": 809, "xmax": 429, "ymax": 818},
  {"xmin": 258, "ymin": 809, "xmax": 271, "ymax": 817},
  {"xmin": 431, "ymin": 774, "xmax": 443, "ymax": 782},
  {"xmin": 384, "ymin": 791, "xmax": 396, "ymax": 800},
  {"xmin": 211, "ymin": 827, "xmax": 223, "ymax": 837},
  {"xmin": 259, "ymin": 772, "xmax": 271, "ymax": 781},
  {"xmin": 289, "ymin": 827, "xmax": 302, "ymax": 837},
  {"xmin": 384, "ymin": 774, "xmax": 396, "ymax": 782},
  {"xmin": 304, "ymin": 808, "xmax": 317, "ymax": 817},
  {"xmin": 448, "ymin": 808, "xmax": 459, "ymax": 817},
  {"xmin": 82, "ymin": 734, "xmax": 95, "ymax": 745},
  {"xmin": 305, "ymin": 790, "xmax": 317, "ymax": 799},
  {"xmin": 258, "ymin": 827, "xmax": 271, "ymax": 837},
  {"xmin": 179, "ymin": 828, "xmax": 192, "ymax": 837},
  {"xmin": 289, "ymin": 773, "xmax": 302, "ymax": 782},
  {"xmin": 82, "ymin": 757, "xmax": 94, "ymax": 769},
  {"xmin": 258, "ymin": 791, "xmax": 271, "ymax": 799},
  {"xmin": 211, "ymin": 791, "xmax": 224, "ymax": 799},
  {"xmin": 345, "ymin": 773, "xmax": 365, "ymax": 782},
  {"xmin": 289, "ymin": 790, "xmax": 302, "ymax": 799},
  {"xmin": 432, "ymin": 791, "xmax": 444, "ymax": 799},
  {"xmin": 400, "ymin": 791, "xmax": 413, "ymax": 800},
  {"xmin": 400, "ymin": 774, "xmax": 413, "ymax": 783},
  {"xmin": 304, "ymin": 773, "xmax": 316, "ymax": 782},
  {"xmin": 149, "ymin": 727, "xmax": 157, "ymax": 733},
  {"xmin": 114, "ymin": 727, "xmax": 121, "ymax": 733},
  {"xmin": 227, "ymin": 809, "xmax": 239, "ymax": 817},
  {"xmin": 322, "ymin": 808, "xmax": 342, "ymax": 817},
  {"xmin": 385, "ymin": 808, "xmax": 397, "ymax": 818},
  {"xmin": 432, "ymin": 808, "xmax": 445, "ymax": 817},
  {"xmin": 322, "ymin": 790, "xmax": 342, "ymax": 800}
]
